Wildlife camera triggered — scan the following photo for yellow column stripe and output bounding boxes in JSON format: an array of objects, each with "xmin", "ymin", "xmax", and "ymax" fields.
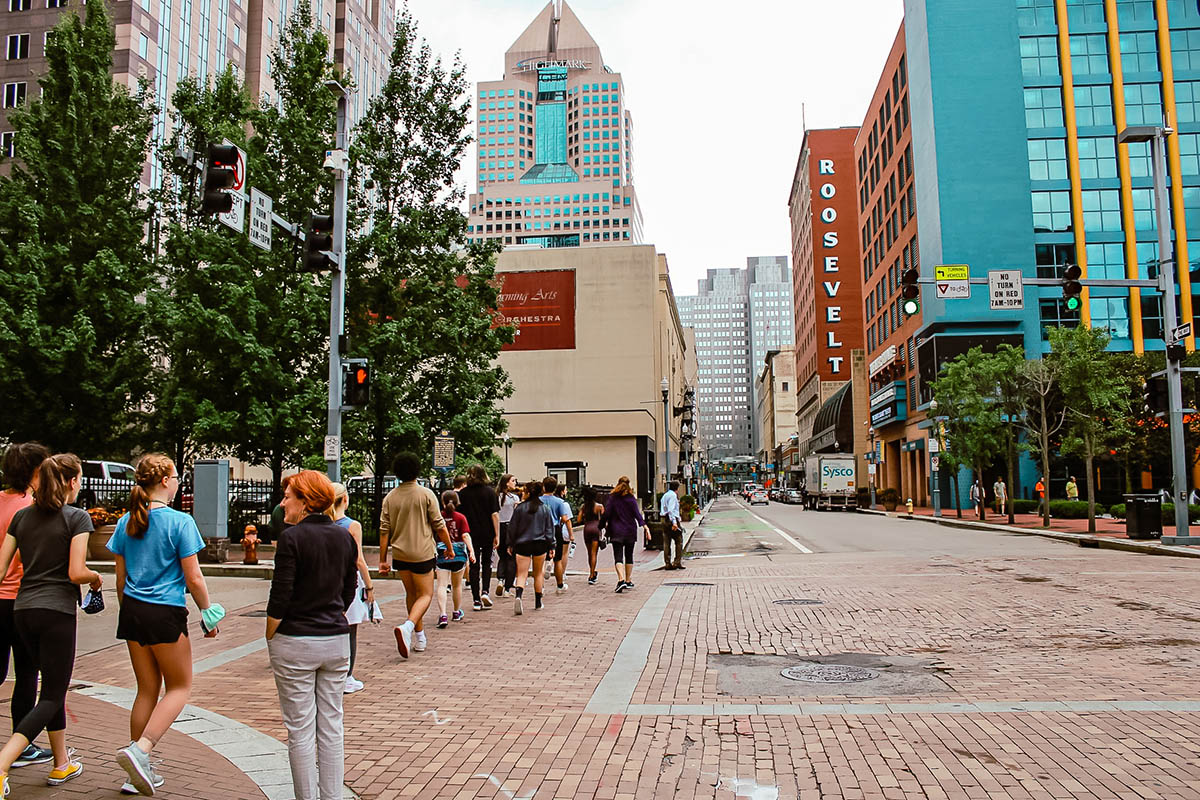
[
  {"xmin": 1055, "ymin": 0, "xmax": 1092, "ymax": 327},
  {"xmin": 1156, "ymin": 0, "xmax": 1195, "ymax": 351},
  {"xmin": 1105, "ymin": 0, "xmax": 1146, "ymax": 352}
]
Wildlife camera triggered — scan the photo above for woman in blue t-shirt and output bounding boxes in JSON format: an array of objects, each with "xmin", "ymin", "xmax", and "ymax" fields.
[{"xmin": 107, "ymin": 454, "xmax": 223, "ymax": 797}]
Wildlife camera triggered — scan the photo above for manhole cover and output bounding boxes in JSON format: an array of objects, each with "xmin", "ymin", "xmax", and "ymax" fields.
[
  {"xmin": 241, "ymin": 609, "xmax": 269, "ymax": 617},
  {"xmin": 774, "ymin": 598, "xmax": 822, "ymax": 606},
  {"xmin": 780, "ymin": 664, "xmax": 880, "ymax": 683},
  {"xmin": 686, "ymin": 550, "xmax": 711, "ymax": 558},
  {"xmin": 665, "ymin": 582, "xmax": 714, "ymax": 587}
]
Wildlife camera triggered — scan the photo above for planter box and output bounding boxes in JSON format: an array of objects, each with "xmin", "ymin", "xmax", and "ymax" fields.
[{"xmin": 88, "ymin": 525, "xmax": 116, "ymax": 561}]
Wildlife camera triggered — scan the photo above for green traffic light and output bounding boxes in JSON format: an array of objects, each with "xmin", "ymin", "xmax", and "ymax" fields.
[
  {"xmin": 1065, "ymin": 296, "xmax": 1080, "ymax": 311},
  {"xmin": 903, "ymin": 299, "xmax": 920, "ymax": 316}
]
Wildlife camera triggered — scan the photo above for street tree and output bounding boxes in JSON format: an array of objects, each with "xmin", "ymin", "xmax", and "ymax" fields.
[
  {"xmin": 983, "ymin": 344, "xmax": 1026, "ymax": 525},
  {"xmin": 345, "ymin": 6, "xmax": 514, "ymax": 521},
  {"xmin": 1048, "ymin": 324, "xmax": 1131, "ymax": 532},
  {"xmin": 0, "ymin": 1, "xmax": 154, "ymax": 455},
  {"xmin": 1018, "ymin": 354, "xmax": 1066, "ymax": 528},
  {"xmin": 931, "ymin": 346, "xmax": 1005, "ymax": 521}
]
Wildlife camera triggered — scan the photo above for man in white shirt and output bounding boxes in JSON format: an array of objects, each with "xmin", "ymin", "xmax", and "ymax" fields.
[{"xmin": 660, "ymin": 481, "xmax": 684, "ymax": 570}]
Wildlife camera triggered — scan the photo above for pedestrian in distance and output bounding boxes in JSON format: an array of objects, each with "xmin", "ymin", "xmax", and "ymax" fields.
[
  {"xmin": 1066, "ymin": 475, "xmax": 1079, "ymax": 501},
  {"xmin": 329, "ymin": 483, "xmax": 376, "ymax": 696},
  {"xmin": 266, "ymin": 470, "xmax": 358, "ymax": 800},
  {"xmin": 0, "ymin": 453, "xmax": 102, "ymax": 795},
  {"xmin": 434, "ymin": 490, "xmax": 473, "ymax": 628},
  {"xmin": 970, "ymin": 480, "xmax": 983, "ymax": 519},
  {"xmin": 458, "ymin": 465, "xmax": 499, "ymax": 612},
  {"xmin": 540, "ymin": 476, "xmax": 573, "ymax": 594},
  {"xmin": 602, "ymin": 476, "xmax": 647, "ymax": 593},
  {"xmin": 109, "ymin": 454, "xmax": 225, "ymax": 796},
  {"xmin": 993, "ymin": 477, "xmax": 1008, "ymax": 516},
  {"xmin": 494, "ymin": 474, "xmax": 521, "ymax": 596},
  {"xmin": 507, "ymin": 481, "xmax": 556, "ymax": 614},
  {"xmin": 577, "ymin": 486, "xmax": 605, "ymax": 585},
  {"xmin": 1035, "ymin": 476, "xmax": 1047, "ymax": 517},
  {"xmin": 0, "ymin": 443, "xmax": 50, "ymax": 772},
  {"xmin": 378, "ymin": 452, "xmax": 455, "ymax": 659},
  {"xmin": 659, "ymin": 481, "xmax": 684, "ymax": 569}
]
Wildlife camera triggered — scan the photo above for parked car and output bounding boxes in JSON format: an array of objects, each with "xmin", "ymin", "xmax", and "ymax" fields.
[
  {"xmin": 785, "ymin": 488, "xmax": 804, "ymax": 505},
  {"xmin": 750, "ymin": 489, "xmax": 769, "ymax": 506},
  {"xmin": 78, "ymin": 460, "xmax": 136, "ymax": 508}
]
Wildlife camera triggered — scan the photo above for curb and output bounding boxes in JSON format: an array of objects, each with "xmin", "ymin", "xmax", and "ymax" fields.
[{"xmin": 858, "ymin": 507, "xmax": 1200, "ymax": 560}]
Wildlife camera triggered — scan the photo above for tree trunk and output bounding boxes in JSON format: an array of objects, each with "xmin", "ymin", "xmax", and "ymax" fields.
[
  {"xmin": 1040, "ymin": 394, "xmax": 1052, "ymax": 529},
  {"xmin": 1085, "ymin": 440, "xmax": 1096, "ymax": 534},
  {"xmin": 976, "ymin": 464, "xmax": 986, "ymax": 521},
  {"xmin": 952, "ymin": 470, "xmax": 962, "ymax": 518},
  {"xmin": 372, "ymin": 419, "xmax": 387, "ymax": 545}
]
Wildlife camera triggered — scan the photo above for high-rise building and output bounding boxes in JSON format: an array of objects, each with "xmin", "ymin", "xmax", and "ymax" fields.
[
  {"xmin": 466, "ymin": 0, "xmax": 644, "ymax": 249},
  {"xmin": 0, "ymin": 0, "xmax": 392, "ymax": 187},
  {"xmin": 678, "ymin": 259, "xmax": 793, "ymax": 460},
  {"xmin": 789, "ymin": 127, "xmax": 866, "ymax": 464},
  {"xmin": 857, "ymin": 24, "xmax": 925, "ymax": 505}
]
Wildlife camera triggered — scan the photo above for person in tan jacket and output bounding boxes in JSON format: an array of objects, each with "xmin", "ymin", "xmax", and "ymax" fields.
[{"xmin": 377, "ymin": 453, "xmax": 454, "ymax": 659}]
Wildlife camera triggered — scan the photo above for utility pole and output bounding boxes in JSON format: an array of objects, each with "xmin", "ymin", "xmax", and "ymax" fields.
[
  {"xmin": 324, "ymin": 81, "xmax": 349, "ymax": 482},
  {"xmin": 1119, "ymin": 125, "xmax": 1193, "ymax": 544}
]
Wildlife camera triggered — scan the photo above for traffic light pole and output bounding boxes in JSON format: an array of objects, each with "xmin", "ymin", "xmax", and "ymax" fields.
[{"xmin": 324, "ymin": 83, "xmax": 349, "ymax": 483}]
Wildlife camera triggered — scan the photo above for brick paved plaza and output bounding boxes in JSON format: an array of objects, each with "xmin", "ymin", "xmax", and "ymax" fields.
[{"xmin": 13, "ymin": 497, "xmax": 1200, "ymax": 799}]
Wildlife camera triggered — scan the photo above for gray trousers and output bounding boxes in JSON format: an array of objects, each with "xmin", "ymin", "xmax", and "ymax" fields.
[
  {"xmin": 267, "ymin": 633, "xmax": 350, "ymax": 800},
  {"xmin": 663, "ymin": 527, "xmax": 684, "ymax": 566}
]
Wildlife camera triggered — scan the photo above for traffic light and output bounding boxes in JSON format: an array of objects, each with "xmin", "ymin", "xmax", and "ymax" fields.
[
  {"xmin": 1143, "ymin": 377, "xmax": 1168, "ymax": 415},
  {"xmin": 201, "ymin": 143, "xmax": 239, "ymax": 215},
  {"xmin": 1062, "ymin": 264, "xmax": 1083, "ymax": 311},
  {"xmin": 343, "ymin": 362, "xmax": 370, "ymax": 407},
  {"xmin": 901, "ymin": 268, "xmax": 920, "ymax": 316},
  {"xmin": 304, "ymin": 213, "xmax": 334, "ymax": 271}
]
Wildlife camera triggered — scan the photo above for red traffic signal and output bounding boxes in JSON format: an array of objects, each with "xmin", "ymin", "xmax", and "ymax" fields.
[
  {"xmin": 201, "ymin": 143, "xmax": 240, "ymax": 215},
  {"xmin": 343, "ymin": 362, "xmax": 370, "ymax": 407}
]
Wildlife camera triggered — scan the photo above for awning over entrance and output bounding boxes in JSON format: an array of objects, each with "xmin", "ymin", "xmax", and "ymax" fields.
[{"xmin": 809, "ymin": 382, "xmax": 853, "ymax": 453}]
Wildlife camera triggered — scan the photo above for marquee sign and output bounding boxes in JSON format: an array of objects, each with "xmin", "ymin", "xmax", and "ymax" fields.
[{"xmin": 494, "ymin": 269, "xmax": 577, "ymax": 351}]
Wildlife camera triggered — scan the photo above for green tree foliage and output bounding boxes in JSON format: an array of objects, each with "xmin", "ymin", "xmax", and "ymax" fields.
[
  {"xmin": 0, "ymin": 2, "xmax": 153, "ymax": 455},
  {"xmin": 932, "ymin": 346, "xmax": 1005, "ymax": 520},
  {"xmin": 984, "ymin": 344, "xmax": 1026, "ymax": 525},
  {"xmin": 1048, "ymin": 324, "xmax": 1131, "ymax": 532},
  {"xmin": 1018, "ymin": 355, "xmax": 1066, "ymax": 528},
  {"xmin": 345, "ymin": 7, "xmax": 513, "ymax": 519}
]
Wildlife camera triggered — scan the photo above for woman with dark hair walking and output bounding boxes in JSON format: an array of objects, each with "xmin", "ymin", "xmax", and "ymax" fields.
[
  {"xmin": 602, "ymin": 476, "xmax": 646, "ymax": 593},
  {"xmin": 506, "ymin": 481, "xmax": 556, "ymax": 615},
  {"xmin": 577, "ymin": 486, "xmax": 605, "ymax": 585},
  {"xmin": 0, "ymin": 453, "xmax": 102, "ymax": 794},
  {"xmin": 458, "ymin": 465, "xmax": 499, "ymax": 611},
  {"xmin": 494, "ymin": 474, "xmax": 520, "ymax": 596},
  {"xmin": 0, "ymin": 443, "xmax": 50, "ymax": 771},
  {"xmin": 109, "ymin": 453, "xmax": 222, "ymax": 796}
]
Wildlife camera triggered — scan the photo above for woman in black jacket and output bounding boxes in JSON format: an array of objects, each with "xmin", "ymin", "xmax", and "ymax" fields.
[{"xmin": 506, "ymin": 481, "xmax": 556, "ymax": 615}]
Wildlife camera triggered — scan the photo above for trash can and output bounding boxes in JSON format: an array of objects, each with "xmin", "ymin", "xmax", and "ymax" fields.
[{"xmin": 1123, "ymin": 494, "xmax": 1163, "ymax": 539}]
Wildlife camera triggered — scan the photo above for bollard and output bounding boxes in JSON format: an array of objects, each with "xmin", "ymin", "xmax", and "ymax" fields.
[
  {"xmin": 905, "ymin": 498, "xmax": 913, "ymax": 518},
  {"xmin": 242, "ymin": 525, "xmax": 259, "ymax": 565}
]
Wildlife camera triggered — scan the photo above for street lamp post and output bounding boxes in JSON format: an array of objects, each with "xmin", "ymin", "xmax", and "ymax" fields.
[
  {"xmin": 1118, "ymin": 125, "xmax": 1193, "ymax": 543},
  {"xmin": 867, "ymin": 426, "xmax": 877, "ymax": 508},
  {"xmin": 661, "ymin": 376, "xmax": 670, "ymax": 494},
  {"xmin": 929, "ymin": 399, "xmax": 944, "ymax": 518},
  {"xmin": 503, "ymin": 435, "xmax": 512, "ymax": 473}
]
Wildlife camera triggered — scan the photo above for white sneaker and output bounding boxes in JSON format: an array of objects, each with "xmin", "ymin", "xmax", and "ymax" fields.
[
  {"xmin": 514, "ymin": 595, "xmax": 523, "ymax": 615},
  {"xmin": 413, "ymin": 632, "xmax": 427, "ymax": 652},
  {"xmin": 481, "ymin": 594, "xmax": 493, "ymax": 608},
  {"xmin": 120, "ymin": 773, "xmax": 164, "ymax": 795},
  {"xmin": 543, "ymin": 562, "xmax": 552, "ymax": 580},
  {"xmin": 394, "ymin": 621, "xmax": 414, "ymax": 658},
  {"xmin": 555, "ymin": 583, "xmax": 568, "ymax": 595},
  {"xmin": 344, "ymin": 676, "xmax": 364, "ymax": 694}
]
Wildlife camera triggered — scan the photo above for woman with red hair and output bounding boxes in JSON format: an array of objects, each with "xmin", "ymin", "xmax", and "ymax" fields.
[{"xmin": 266, "ymin": 470, "xmax": 358, "ymax": 800}]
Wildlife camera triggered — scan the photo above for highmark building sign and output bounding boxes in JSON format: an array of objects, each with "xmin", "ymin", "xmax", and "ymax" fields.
[{"xmin": 516, "ymin": 58, "xmax": 591, "ymax": 73}]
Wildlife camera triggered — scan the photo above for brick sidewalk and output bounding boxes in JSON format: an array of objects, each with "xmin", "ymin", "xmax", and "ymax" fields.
[
  {"xmin": 0, "ymin": 687, "xmax": 264, "ymax": 799},
  {"xmin": 68, "ymin": 500, "xmax": 1200, "ymax": 798}
]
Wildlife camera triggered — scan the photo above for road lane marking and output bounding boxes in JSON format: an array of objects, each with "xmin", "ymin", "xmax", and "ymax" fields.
[
  {"xmin": 743, "ymin": 506, "xmax": 814, "ymax": 554},
  {"xmin": 585, "ymin": 585, "xmax": 675, "ymax": 713}
]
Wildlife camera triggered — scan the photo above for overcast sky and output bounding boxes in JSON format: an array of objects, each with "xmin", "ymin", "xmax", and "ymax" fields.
[{"xmin": 400, "ymin": 0, "xmax": 905, "ymax": 295}]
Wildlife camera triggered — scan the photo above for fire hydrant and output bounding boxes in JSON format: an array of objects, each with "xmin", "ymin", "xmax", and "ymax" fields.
[
  {"xmin": 242, "ymin": 525, "xmax": 259, "ymax": 565},
  {"xmin": 905, "ymin": 498, "xmax": 914, "ymax": 518}
]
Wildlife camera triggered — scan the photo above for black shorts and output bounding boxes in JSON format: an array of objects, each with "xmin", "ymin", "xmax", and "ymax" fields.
[
  {"xmin": 116, "ymin": 595, "xmax": 189, "ymax": 646},
  {"xmin": 393, "ymin": 558, "xmax": 436, "ymax": 574},
  {"xmin": 513, "ymin": 541, "xmax": 549, "ymax": 557},
  {"xmin": 552, "ymin": 529, "xmax": 569, "ymax": 561}
]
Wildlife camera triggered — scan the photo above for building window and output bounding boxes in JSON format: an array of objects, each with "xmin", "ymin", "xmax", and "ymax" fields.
[
  {"xmin": 1124, "ymin": 83, "xmax": 1163, "ymax": 126},
  {"xmin": 1116, "ymin": 0, "xmax": 1156, "ymax": 25},
  {"xmin": 1081, "ymin": 189, "xmax": 1122, "ymax": 233},
  {"xmin": 1024, "ymin": 87, "xmax": 1064, "ymax": 129},
  {"xmin": 1077, "ymin": 136, "xmax": 1117, "ymax": 179},
  {"xmin": 138, "ymin": 33, "xmax": 147, "ymax": 59},
  {"xmin": 1073, "ymin": 85, "xmax": 1114, "ymax": 127},
  {"xmin": 1028, "ymin": 138, "xmax": 1068, "ymax": 181},
  {"xmin": 1020, "ymin": 36, "xmax": 1060, "ymax": 78},
  {"xmin": 1120, "ymin": 31, "xmax": 1159, "ymax": 74},
  {"xmin": 1032, "ymin": 191, "xmax": 1072, "ymax": 233},
  {"xmin": 0, "ymin": 131, "xmax": 12, "ymax": 158},
  {"xmin": 5, "ymin": 33, "xmax": 26, "ymax": 59},
  {"xmin": 1066, "ymin": 0, "xmax": 1105, "ymax": 26},
  {"xmin": 1069, "ymin": 34, "xmax": 1108, "ymax": 76},
  {"xmin": 2, "ymin": 82, "xmax": 25, "ymax": 108},
  {"xmin": 1171, "ymin": 27, "xmax": 1200, "ymax": 71},
  {"xmin": 1179, "ymin": 133, "xmax": 1200, "ymax": 176},
  {"xmin": 1089, "ymin": 295, "xmax": 1132, "ymax": 339},
  {"xmin": 1175, "ymin": 81, "xmax": 1200, "ymax": 124},
  {"xmin": 45, "ymin": 0, "xmax": 64, "ymax": 6},
  {"xmin": 7, "ymin": 0, "xmax": 30, "ymax": 10},
  {"xmin": 1017, "ymin": 0, "xmax": 1056, "ymax": 29},
  {"xmin": 1039, "ymin": 299, "xmax": 1081, "ymax": 337},
  {"xmin": 1085, "ymin": 242, "xmax": 1125, "ymax": 280}
]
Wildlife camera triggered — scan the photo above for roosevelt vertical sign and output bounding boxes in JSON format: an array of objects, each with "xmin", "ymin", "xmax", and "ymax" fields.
[{"xmin": 494, "ymin": 269, "xmax": 577, "ymax": 351}]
